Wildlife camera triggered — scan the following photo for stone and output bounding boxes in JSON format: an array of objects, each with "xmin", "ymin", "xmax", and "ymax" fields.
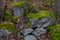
[
  {"xmin": 22, "ymin": 28, "xmax": 33, "ymax": 36},
  {"xmin": 40, "ymin": 18, "xmax": 48, "ymax": 23},
  {"xmin": 24, "ymin": 35, "xmax": 37, "ymax": 40},
  {"xmin": 34, "ymin": 8, "xmax": 40, "ymax": 12},
  {"xmin": 32, "ymin": 28, "xmax": 46, "ymax": 36},
  {"xmin": 0, "ymin": 31, "xmax": 3, "ymax": 37},
  {"xmin": 23, "ymin": 3, "xmax": 29, "ymax": 9},
  {"xmin": 36, "ymin": 21, "xmax": 42, "ymax": 28},
  {"xmin": 0, "ymin": 29, "xmax": 11, "ymax": 37},
  {"xmin": 49, "ymin": 18, "xmax": 54, "ymax": 24},
  {"xmin": 34, "ymin": 18, "xmax": 50, "ymax": 28},
  {"xmin": 12, "ymin": 7, "xmax": 24, "ymax": 17},
  {"xmin": 41, "ymin": 22, "xmax": 50, "ymax": 28},
  {"xmin": 29, "ymin": 18, "xmax": 37, "ymax": 25},
  {"xmin": 41, "ymin": 18, "xmax": 54, "ymax": 28}
]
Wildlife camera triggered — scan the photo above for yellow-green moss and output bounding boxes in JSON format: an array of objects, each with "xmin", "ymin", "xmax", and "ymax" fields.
[
  {"xmin": 27, "ymin": 22, "xmax": 31, "ymax": 28},
  {"xmin": 27, "ymin": 13, "xmax": 40, "ymax": 20},
  {"xmin": 12, "ymin": 1, "xmax": 36, "ymax": 8},
  {"xmin": 12, "ymin": 16, "xmax": 18, "ymax": 23},
  {"xmin": 27, "ymin": 10, "xmax": 56, "ymax": 20},
  {"xmin": 0, "ymin": 22, "xmax": 14, "ymax": 32},
  {"xmin": 39, "ymin": 10, "xmax": 56, "ymax": 19},
  {"xmin": 47, "ymin": 24, "xmax": 60, "ymax": 40}
]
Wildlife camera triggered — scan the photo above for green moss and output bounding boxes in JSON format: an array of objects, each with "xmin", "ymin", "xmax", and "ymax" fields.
[
  {"xmin": 47, "ymin": 24, "xmax": 60, "ymax": 40},
  {"xmin": 27, "ymin": 22, "xmax": 31, "ymax": 28},
  {"xmin": 4, "ymin": 12, "xmax": 12, "ymax": 21},
  {"xmin": 12, "ymin": 1, "xmax": 38, "ymax": 16},
  {"xmin": 39, "ymin": 10, "xmax": 56, "ymax": 19},
  {"xmin": 27, "ymin": 10, "xmax": 56, "ymax": 20},
  {"xmin": 0, "ymin": 22, "xmax": 14, "ymax": 32},
  {"xmin": 12, "ymin": 16, "xmax": 18, "ymax": 23},
  {"xmin": 27, "ymin": 13, "xmax": 40, "ymax": 20},
  {"xmin": 12, "ymin": 1, "xmax": 35, "ymax": 8}
]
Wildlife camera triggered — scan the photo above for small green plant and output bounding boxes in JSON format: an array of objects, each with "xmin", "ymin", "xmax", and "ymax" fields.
[
  {"xmin": 12, "ymin": 1, "xmax": 38, "ymax": 16},
  {"xmin": 27, "ymin": 22, "xmax": 31, "ymax": 28},
  {"xmin": 12, "ymin": 16, "xmax": 18, "ymax": 23},
  {"xmin": 47, "ymin": 24, "xmax": 60, "ymax": 40},
  {"xmin": 4, "ymin": 12, "xmax": 12, "ymax": 21},
  {"xmin": 0, "ymin": 22, "xmax": 14, "ymax": 32}
]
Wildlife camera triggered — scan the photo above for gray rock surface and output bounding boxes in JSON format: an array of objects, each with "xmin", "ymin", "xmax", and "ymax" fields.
[
  {"xmin": 36, "ymin": 20, "xmax": 42, "ymax": 28},
  {"xmin": 24, "ymin": 35, "xmax": 37, "ymax": 40},
  {"xmin": 40, "ymin": 18, "xmax": 48, "ymax": 23},
  {"xmin": 23, "ymin": 3, "xmax": 29, "ymax": 9},
  {"xmin": 41, "ymin": 18, "xmax": 54, "ymax": 28},
  {"xmin": 12, "ymin": 7, "xmax": 24, "ymax": 17},
  {"xmin": 32, "ymin": 28, "xmax": 46, "ymax": 36},
  {"xmin": 0, "ymin": 29, "xmax": 11, "ymax": 37},
  {"xmin": 34, "ymin": 8, "xmax": 40, "ymax": 12},
  {"xmin": 29, "ymin": 18, "xmax": 37, "ymax": 25},
  {"xmin": 36, "ymin": 18, "xmax": 54, "ymax": 28},
  {"xmin": 22, "ymin": 28, "xmax": 33, "ymax": 36}
]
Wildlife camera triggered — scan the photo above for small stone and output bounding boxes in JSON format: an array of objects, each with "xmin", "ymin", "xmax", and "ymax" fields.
[
  {"xmin": 32, "ymin": 28, "xmax": 46, "ymax": 36},
  {"xmin": 41, "ymin": 22, "xmax": 50, "ymax": 28},
  {"xmin": 41, "ymin": 18, "xmax": 54, "ymax": 28},
  {"xmin": 40, "ymin": 18, "xmax": 48, "ymax": 23},
  {"xmin": 0, "ymin": 29, "xmax": 11, "ymax": 37},
  {"xmin": 23, "ymin": 3, "xmax": 29, "ymax": 9},
  {"xmin": 0, "ymin": 31, "xmax": 3, "ymax": 37},
  {"xmin": 24, "ymin": 35, "xmax": 37, "ymax": 40},
  {"xmin": 12, "ymin": 7, "xmax": 24, "ymax": 17},
  {"xmin": 22, "ymin": 28, "xmax": 33, "ymax": 36},
  {"xmin": 49, "ymin": 18, "xmax": 54, "ymax": 24},
  {"xmin": 29, "ymin": 18, "xmax": 37, "ymax": 25},
  {"xmin": 31, "ymin": 25, "xmax": 37, "ymax": 29},
  {"xmin": 34, "ymin": 8, "xmax": 40, "ymax": 12}
]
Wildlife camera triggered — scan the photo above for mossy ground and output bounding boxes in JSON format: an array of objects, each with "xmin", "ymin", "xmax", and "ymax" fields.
[
  {"xmin": 0, "ymin": 1, "xmax": 59, "ymax": 40},
  {"xmin": 47, "ymin": 24, "xmax": 60, "ymax": 40}
]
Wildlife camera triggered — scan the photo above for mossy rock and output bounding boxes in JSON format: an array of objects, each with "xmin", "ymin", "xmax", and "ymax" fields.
[
  {"xmin": 0, "ymin": 22, "xmax": 14, "ymax": 32},
  {"xmin": 12, "ymin": 1, "xmax": 36, "ymax": 8},
  {"xmin": 11, "ymin": 1, "xmax": 39, "ymax": 16},
  {"xmin": 47, "ymin": 24, "xmax": 60, "ymax": 40},
  {"xmin": 27, "ymin": 10, "xmax": 56, "ymax": 20}
]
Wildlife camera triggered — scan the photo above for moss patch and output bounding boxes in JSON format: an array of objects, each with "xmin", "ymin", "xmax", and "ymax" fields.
[
  {"xmin": 47, "ymin": 24, "xmax": 60, "ymax": 40},
  {"xmin": 12, "ymin": 1, "xmax": 36, "ymax": 8},
  {"xmin": 0, "ymin": 22, "xmax": 14, "ymax": 32},
  {"xmin": 4, "ymin": 12, "xmax": 12, "ymax": 21},
  {"xmin": 27, "ymin": 10, "xmax": 56, "ymax": 20}
]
